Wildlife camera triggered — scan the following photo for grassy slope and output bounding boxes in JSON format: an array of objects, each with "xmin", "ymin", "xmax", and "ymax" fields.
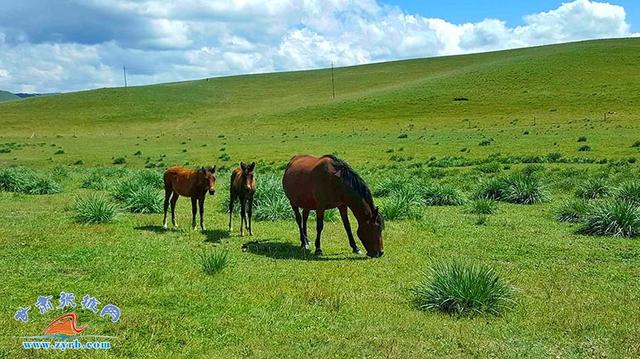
[
  {"xmin": 1, "ymin": 39, "xmax": 640, "ymax": 358},
  {"xmin": 0, "ymin": 90, "xmax": 20, "ymax": 103},
  {"xmin": 1, "ymin": 38, "xmax": 639, "ymax": 167}
]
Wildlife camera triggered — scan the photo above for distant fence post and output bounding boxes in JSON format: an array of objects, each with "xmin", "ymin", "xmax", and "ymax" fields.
[{"xmin": 123, "ymin": 65, "xmax": 128, "ymax": 89}]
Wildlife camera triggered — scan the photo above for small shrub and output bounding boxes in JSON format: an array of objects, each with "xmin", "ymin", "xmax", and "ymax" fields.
[
  {"xmin": 198, "ymin": 249, "xmax": 229, "ymax": 275},
  {"xmin": 576, "ymin": 178, "xmax": 609, "ymax": 199},
  {"xmin": 476, "ymin": 162, "xmax": 501, "ymax": 174},
  {"xmin": 581, "ymin": 200, "xmax": 640, "ymax": 237},
  {"xmin": 73, "ymin": 193, "xmax": 119, "ymax": 224},
  {"xmin": 26, "ymin": 176, "xmax": 62, "ymax": 195},
  {"xmin": 398, "ymin": 134, "xmax": 408, "ymax": 139},
  {"xmin": 478, "ymin": 139, "xmax": 493, "ymax": 146},
  {"xmin": 124, "ymin": 186, "xmax": 164, "ymax": 213},
  {"xmin": 577, "ymin": 136, "xmax": 587, "ymax": 142},
  {"xmin": 381, "ymin": 187, "xmax": 423, "ymax": 220},
  {"xmin": 614, "ymin": 181, "xmax": 640, "ymax": 206},
  {"xmin": 54, "ymin": 149, "xmax": 65, "ymax": 155},
  {"xmin": 413, "ymin": 262, "xmax": 514, "ymax": 316},
  {"xmin": 420, "ymin": 184, "xmax": 465, "ymax": 206},
  {"xmin": 474, "ymin": 178, "xmax": 507, "ymax": 201},
  {"xmin": 112, "ymin": 157, "xmax": 126, "ymax": 164},
  {"xmin": 467, "ymin": 199, "xmax": 497, "ymax": 215},
  {"xmin": 578, "ymin": 145, "xmax": 592, "ymax": 152},
  {"xmin": 554, "ymin": 199, "xmax": 590, "ymax": 223},
  {"xmin": 219, "ymin": 153, "xmax": 231, "ymax": 161},
  {"xmin": 546, "ymin": 152, "xmax": 563, "ymax": 162},
  {"xmin": 134, "ymin": 150, "xmax": 142, "ymax": 156},
  {"xmin": 631, "ymin": 141, "xmax": 640, "ymax": 148}
]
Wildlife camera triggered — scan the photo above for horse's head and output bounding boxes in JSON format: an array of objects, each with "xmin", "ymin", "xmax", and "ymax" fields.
[
  {"xmin": 357, "ymin": 206, "xmax": 384, "ymax": 258},
  {"xmin": 240, "ymin": 161, "xmax": 256, "ymax": 192},
  {"xmin": 199, "ymin": 166, "xmax": 216, "ymax": 195}
]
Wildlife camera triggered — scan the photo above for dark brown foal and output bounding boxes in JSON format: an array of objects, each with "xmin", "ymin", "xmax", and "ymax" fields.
[
  {"xmin": 229, "ymin": 162, "xmax": 256, "ymax": 236},
  {"xmin": 163, "ymin": 166, "xmax": 216, "ymax": 231}
]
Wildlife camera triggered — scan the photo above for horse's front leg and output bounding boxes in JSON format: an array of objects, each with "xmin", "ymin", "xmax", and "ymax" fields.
[
  {"xmin": 191, "ymin": 197, "xmax": 198, "ymax": 230},
  {"xmin": 163, "ymin": 188, "xmax": 171, "ymax": 229},
  {"xmin": 239, "ymin": 197, "xmax": 246, "ymax": 236},
  {"xmin": 199, "ymin": 196, "xmax": 206, "ymax": 231},
  {"xmin": 339, "ymin": 205, "xmax": 361, "ymax": 254},
  {"xmin": 291, "ymin": 205, "xmax": 308, "ymax": 249},
  {"xmin": 315, "ymin": 210, "xmax": 325, "ymax": 255},
  {"xmin": 247, "ymin": 195, "xmax": 254, "ymax": 236},
  {"xmin": 170, "ymin": 192, "xmax": 179, "ymax": 228}
]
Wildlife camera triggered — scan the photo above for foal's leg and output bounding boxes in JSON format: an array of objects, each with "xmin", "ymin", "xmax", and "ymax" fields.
[
  {"xmin": 198, "ymin": 195, "xmax": 206, "ymax": 231},
  {"xmin": 228, "ymin": 190, "xmax": 236, "ymax": 232},
  {"xmin": 163, "ymin": 187, "xmax": 172, "ymax": 229},
  {"xmin": 247, "ymin": 195, "xmax": 254, "ymax": 236},
  {"xmin": 339, "ymin": 205, "xmax": 361, "ymax": 254},
  {"xmin": 291, "ymin": 205, "xmax": 308, "ymax": 249},
  {"xmin": 170, "ymin": 192, "xmax": 179, "ymax": 228},
  {"xmin": 239, "ymin": 197, "xmax": 246, "ymax": 236},
  {"xmin": 191, "ymin": 197, "xmax": 198, "ymax": 230},
  {"xmin": 315, "ymin": 210, "xmax": 325, "ymax": 255}
]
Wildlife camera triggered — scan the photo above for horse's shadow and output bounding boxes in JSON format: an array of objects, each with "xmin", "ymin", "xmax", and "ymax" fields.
[
  {"xmin": 203, "ymin": 229, "xmax": 230, "ymax": 243},
  {"xmin": 242, "ymin": 239, "xmax": 367, "ymax": 261}
]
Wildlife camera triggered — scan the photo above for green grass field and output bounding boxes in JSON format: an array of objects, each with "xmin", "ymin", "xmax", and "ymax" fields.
[{"xmin": 1, "ymin": 38, "xmax": 640, "ymax": 358}]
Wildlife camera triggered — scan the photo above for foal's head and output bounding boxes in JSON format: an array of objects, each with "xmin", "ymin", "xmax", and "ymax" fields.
[
  {"xmin": 198, "ymin": 166, "xmax": 216, "ymax": 195},
  {"xmin": 239, "ymin": 161, "xmax": 256, "ymax": 192}
]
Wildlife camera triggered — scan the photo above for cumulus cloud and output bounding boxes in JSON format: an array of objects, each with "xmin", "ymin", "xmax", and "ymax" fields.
[{"xmin": 0, "ymin": 0, "xmax": 636, "ymax": 93}]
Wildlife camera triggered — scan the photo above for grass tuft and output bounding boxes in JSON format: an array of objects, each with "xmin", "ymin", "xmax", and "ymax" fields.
[
  {"xmin": 576, "ymin": 177, "xmax": 610, "ymax": 199},
  {"xmin": 467, "ymin": 199, "xmax": 498, "ymax": 215},
  {"xmin": 0, "ymin": 167, "xmax": 62, "ymax": 194},
  {"xmin": 476, "ymin": 174, "xmax": 546, "ymax": 204},
  {"xmin": 198, "ymin": 249, "xmax": 230, "ymax": 275},
  {"xmin": 420, "ymin": 184, "xmax": 465, "ymax": 206},
  {"xmin": 554, "ymin": 198, "xmax": 590, "ymax": 223},
  {"xmin": 615, "ymin": 181, "xmax": 640, "ymax": 206},
  {"xmin": 580, "ymin": 199, "xmax": 640, "ymax": 237},
  {"xmin": 413, "ymin": 261, "xmax": 514, "ymax": 316},
  {"xmin": 124, "ymin": 186, "xmax": 164, "ymax": 213},
  {"xmin": 381, "ymin": 187, "xmax": 423, "ymax": 220},
  {"xmin": 73, "ymin": 193, "xmax": 120, "ymax": 224}
]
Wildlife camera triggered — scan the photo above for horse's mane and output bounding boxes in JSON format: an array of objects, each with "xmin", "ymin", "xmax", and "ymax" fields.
[{"xmin": 323, "ymin": 155, "xmax": 375, "ymax": 209}]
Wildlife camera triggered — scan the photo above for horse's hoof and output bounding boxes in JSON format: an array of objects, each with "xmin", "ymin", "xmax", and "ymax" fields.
[
  {"xmin": 315, "ymin": 249, "xmax": 323, "ymax": 255},
  {"xmin": 352, "ymin": 248, "xmax": 362, "ymax": 255},
  {"xmin": 302, "ymin": 244, "xmax": 309, "ymax": 250},
  {"xmin": 162, "ymin": 224, "xmax": 168, "ymax": 230}
]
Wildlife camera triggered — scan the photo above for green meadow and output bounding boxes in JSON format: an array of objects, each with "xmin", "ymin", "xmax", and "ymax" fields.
[{"xmin": 1, "ymin": 38, "xmax": 640, "ymax": 358}]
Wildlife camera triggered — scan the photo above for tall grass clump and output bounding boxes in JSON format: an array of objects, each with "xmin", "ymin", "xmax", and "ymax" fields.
[
  {"xmin": 198, "ymin": 249, "xmax": 230, "ymax": 275},
  {"xmin": 467, "ymin": 199, "xmax": 498, "ymax": 215},
  {"xmin": 575, "ymin": 177, "xmax": 609, "ymax": 199},
  {"xmin": 81, "ymin": 167, "xmax": 131, "ymax": 190},
  {"xmin": 476, "ymin": 173, "xmax": 546, "ymax": 204},
  {"xmin": 554, "ymin": 198, "xmax": 590, "ymax": 223},
  {"xmin": 73, "ymin": 193, "xmax": 120, "ymax": 224},
  {"xmin": 420, "ymin": 184, "xmax": 465, "ymax": 206},
  {"xmin": 124, "ymin": 186, "xmax": 164, "ymax": 213},
  {"xmin": 413, "ymin": 262, "xmax": 514, "ymax": 316},
  {"xmin": 581, "ymin": 199, "xmax": 640, "ymax": 237},
  {"xmin": 381, "ymin": 187, "xmax": 423, "ymax": 220},
  {"xmin": 0, "ymin": 167, "xmax": 61, "ymax": 194},
  {"xmin": 111, "ymin": 169, "xmax": 162, "ymax": 201},
  {"xmin": 252, "ymin": 174, "xmax": 291, "ymax": 221},
  {"xmin": 373, "ymin": 177, "xmax": 411, "ymax": 197},
  {"xmin": 615, "ymin": 181, "xmax": 640, "ymax": 206}
]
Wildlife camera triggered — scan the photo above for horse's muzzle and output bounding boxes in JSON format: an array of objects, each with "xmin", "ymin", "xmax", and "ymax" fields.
[
  {"xmin": 366, "ymin": 250, "xmax": 384, "ymax": 258},
  {"xmin": 209, "ymin": 189, "xmax": 216, "ymax": 195}
]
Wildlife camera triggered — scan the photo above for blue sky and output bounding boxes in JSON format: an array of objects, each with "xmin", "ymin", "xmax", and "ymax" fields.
[
  {"xmin": 0, "ymin": 0, "xmax": 637, "ymax": 93},
  {"xmin": 385, "ymin": 0, "xmax": 638, "ymax": 31}
]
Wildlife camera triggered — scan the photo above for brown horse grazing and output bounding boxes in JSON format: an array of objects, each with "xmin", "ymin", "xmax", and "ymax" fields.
[
  {"xmin": 282, "ymin": 155, "xmax": 384, "ymax": 258},
  {"xmin": 229, "ymin": 162, "xmax": 256, "ymax": 236},
  {"xmin": 163, "ymin": 166, "xmax": 216, "ymax": 231}
]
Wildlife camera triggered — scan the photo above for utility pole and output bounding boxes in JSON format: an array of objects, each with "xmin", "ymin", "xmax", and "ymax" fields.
[
  {"xmin": 123, "ymin": 65, "xmax": 128, "ymax": 88},
  {"xmin": 331, "ymin": 62, "xmax": 335, "ymax": 99}
]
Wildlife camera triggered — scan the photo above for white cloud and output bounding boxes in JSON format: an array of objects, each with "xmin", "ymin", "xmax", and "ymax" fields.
[{"xmin": 0, "ymin": 0, "xmax": 636, "ymax": 93}]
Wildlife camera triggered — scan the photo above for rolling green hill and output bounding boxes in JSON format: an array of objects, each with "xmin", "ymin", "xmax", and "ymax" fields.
[
  {"xmin": 0, "ymin": 90, "xmax": 19, "ymax": 103},
  {"xmin": 1, "ymin": 38, "xmax": 639, "ymax": 167}
]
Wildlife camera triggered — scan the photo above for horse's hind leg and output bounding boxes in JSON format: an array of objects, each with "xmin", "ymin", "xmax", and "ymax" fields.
[
  {"xmin": 170, "ymin": 192, "xmax": 179, "ymax": 228},
  {"xmin": 247, "ymin": 196, "xmax": 254, "ymax": 236},
  {"xmin": 163, "ymin": 187, "xmax": 172, "ymax": 229},
  {"xmin": 291, "ymin": 205, "xmax": 309, "ymax": 249},
  {"xmin": 239, "ymin": 197, "xmax": 246, "ymax": 237},
  {"xmin": 314, "ymin": 210, "xmax": 325, "ymax": 255},
  {"xmin": 302, "ymin": 209, "xmax": 310, "ymax": 249},
  {"xmin": 339, "ymin": 205, "xmax": 361, "ymax": 254}
]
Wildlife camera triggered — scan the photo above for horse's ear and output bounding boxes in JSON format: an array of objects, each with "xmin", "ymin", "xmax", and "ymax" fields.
[
  {"xmin": 248, "ymin": 162, "xmax": 256, "ymax": 171},
  {"xmin": 240, "ymin": 161, "xmax": 246, "ymax": 170},
  {"xmin": 334, "ymin": 169, "xmax": 342, "ymax": 178}
]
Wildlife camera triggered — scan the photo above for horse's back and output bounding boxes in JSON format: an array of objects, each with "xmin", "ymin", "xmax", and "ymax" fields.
[
  {"xmin": 283, "ymin": 155, "xmax": 338, "ymax": 209},
  {"xmin": 164, "ymin": 166, "xmax": 193, "ymax": 195}
]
